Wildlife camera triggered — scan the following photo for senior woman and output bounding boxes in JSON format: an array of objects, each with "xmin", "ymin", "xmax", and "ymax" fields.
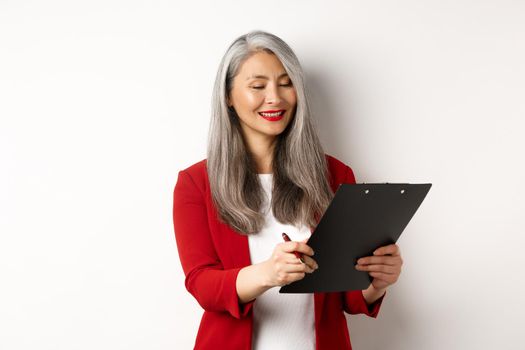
[{"xmin": 173, "ymin": 30, "xmax": 403, "ymax": 350}]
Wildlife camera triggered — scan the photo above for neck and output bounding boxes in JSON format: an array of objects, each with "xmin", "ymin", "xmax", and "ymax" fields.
[{"xmin": 243, "ymin": 133, "xmax": 277, "ymax": 174}]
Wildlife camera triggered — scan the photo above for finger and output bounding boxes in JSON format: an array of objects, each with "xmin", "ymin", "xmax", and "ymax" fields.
[
  {"xmin": 282, "ymin": 241, "xmax": 314, "ymax": 256},
  {"xmin": 355, "ymin": 264, "xmax": 398, "ymax": 274},
  {"xmin": 369, "ymin": 271, "xmax": 398, "ymax": 283},
  {"xmin": 373, "ymin": 244, "xmax": 400, "ymax": 256},
  {"xmin": 285, "ymin": 272, "xmax": 307, "ymax": 284},
  {"xmin": 300, "ymin": 255, "xmax": 318, "ymax": 270},
  {"xmin": 283, "ymin": 262, "xmax": 312, "ymax": 273},
  {"xmin": 272, "ymin": 250, "xmax": 299, "ymax": 265},
  {"xmin": 357, "ymin": 256, "xmax": 401, "ymax": 266},
  {"xmin": 303, "ymin": 264, "xmax": 316, "ymax": 273},
  {"xmin": 285, "ymin": 255, "xmax": 305, "ymax": 265}
]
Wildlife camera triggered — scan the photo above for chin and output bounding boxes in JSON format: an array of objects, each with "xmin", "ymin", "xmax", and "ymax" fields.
[{"xmin": 264, "ymin": 125, "xmax": 288, "ymax": 134}]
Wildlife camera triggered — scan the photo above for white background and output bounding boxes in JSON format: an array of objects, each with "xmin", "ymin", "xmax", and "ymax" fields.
[{"xmin": 1, "ymin": 1, "xmax": 524, "ymax": 349}]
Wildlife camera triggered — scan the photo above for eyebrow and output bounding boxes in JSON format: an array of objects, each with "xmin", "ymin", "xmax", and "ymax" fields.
[{"xmin": 246, "ymin": 72, "xmax": 289, "ymax": 80}]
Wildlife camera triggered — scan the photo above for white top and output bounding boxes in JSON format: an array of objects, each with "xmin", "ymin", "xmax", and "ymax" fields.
[{"xmin": 248, "ymin": 173, "xmax": 315, "ymax": 350}]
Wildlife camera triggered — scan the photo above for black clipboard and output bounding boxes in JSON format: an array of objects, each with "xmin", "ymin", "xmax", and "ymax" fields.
[{"xmin": 279, "ymin": 183, "xmax": 431, "ymax": 293}]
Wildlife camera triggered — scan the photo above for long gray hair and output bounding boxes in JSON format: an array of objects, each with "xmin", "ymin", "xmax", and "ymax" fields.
[{"xmin": 207, "ymin": 30, "xmax": 334, "ymax": 235}]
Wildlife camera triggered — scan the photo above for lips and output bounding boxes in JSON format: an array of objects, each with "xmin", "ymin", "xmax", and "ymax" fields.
[
  {"xmin": 258, "ymin": 109, "xmax": 285, "ymax": 122},
  {"xmin": 259, "ymin": 109, "xmax": 285, "ymax": 114}
]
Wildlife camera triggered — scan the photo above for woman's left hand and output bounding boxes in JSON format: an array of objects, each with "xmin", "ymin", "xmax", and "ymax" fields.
[{"xmin": 355, "ymin": 243, "xmax": 403, "ymax": 290}]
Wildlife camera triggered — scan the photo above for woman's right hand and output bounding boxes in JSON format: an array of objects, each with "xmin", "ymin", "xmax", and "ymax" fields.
[{"xmin": 261, "ymin": 239, "xmax": 318, "ymax": 287}]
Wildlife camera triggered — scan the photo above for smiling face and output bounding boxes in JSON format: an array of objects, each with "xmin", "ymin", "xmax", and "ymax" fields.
[{"xmin": 227, "ymin": 51, "xmax": 297, "ymax": 145}]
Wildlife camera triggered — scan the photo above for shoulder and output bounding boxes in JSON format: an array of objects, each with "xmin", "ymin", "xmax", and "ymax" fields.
[
  {"xmin": 325, "ymin": 154, "xmax": 348, "ymax": 172},
  {"xmin": 325, "ymin": 153, "xmax": 356, "ymax": 186},
  {"xmin": 179, "ymin": 158, "xmax": 207, "ymax": 177},
  {"xmin": 174, "ymin": 158, "xmax": 208, "ymax": 194}
]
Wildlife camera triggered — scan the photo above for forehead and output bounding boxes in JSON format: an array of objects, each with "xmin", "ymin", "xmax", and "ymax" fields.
[{"xmin": 237, "ymin": 51, "xmax": 289, "ymax": 80}]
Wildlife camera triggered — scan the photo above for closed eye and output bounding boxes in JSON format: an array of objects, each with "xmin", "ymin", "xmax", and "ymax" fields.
[{"xmin": 251, "ymin": 82, "xmax": 293, "ymax": 90}]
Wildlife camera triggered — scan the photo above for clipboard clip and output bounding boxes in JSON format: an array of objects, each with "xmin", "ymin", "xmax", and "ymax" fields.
[{"xmin": 361, "ymin": 183, "xmax": 407, "ymax": 194}]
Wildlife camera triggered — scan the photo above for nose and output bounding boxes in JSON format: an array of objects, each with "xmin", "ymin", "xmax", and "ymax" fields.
[{"xmin": 265, "ymin": 83, "xmax": 282, "ymax": 104}]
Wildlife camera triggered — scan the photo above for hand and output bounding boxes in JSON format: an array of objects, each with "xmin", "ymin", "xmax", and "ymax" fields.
[
  {"xmin": 261, "ymin": 239, "xmax": 318, "ymax": 287},
  {"xmin": 355, "ymin": 243, "xmax": 403, "ymax": 290}
]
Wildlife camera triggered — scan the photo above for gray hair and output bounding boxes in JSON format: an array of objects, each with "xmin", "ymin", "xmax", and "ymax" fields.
[{"xmin": 207, "ymin": 30, "xmax": 334, "ymax": 235}]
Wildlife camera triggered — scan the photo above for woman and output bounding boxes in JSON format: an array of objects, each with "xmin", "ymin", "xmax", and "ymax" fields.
[{"xmin": 173, "ymin": 30, "xmax": 403, "ymax": 350}]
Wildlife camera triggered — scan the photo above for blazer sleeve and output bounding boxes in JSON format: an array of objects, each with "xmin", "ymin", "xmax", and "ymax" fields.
[
  {"xmin": 340, "ymin": 165, "xmax": 386, "ymax": 318},
  {"xmin": 173, "ymin": 170, "xmax": 254, "ymax": 319}
]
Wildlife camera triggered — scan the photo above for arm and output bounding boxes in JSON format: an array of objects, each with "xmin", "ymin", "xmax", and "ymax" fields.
[
  {"xmin": 173, "ymin": 170, "xmax": 254, "ymax": 319},
  {"xmin": 342, "ymin": 289, "xmax": 386, "ymax": 317},
  {"xmin": 236, "ymin": 263, "xmax": 272, "ymax": 303},
  {"xmin": 363, "ymin": 284, "xmax": 387, "ymax": 305}
]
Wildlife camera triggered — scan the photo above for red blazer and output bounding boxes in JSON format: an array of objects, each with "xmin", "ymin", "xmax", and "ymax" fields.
[{"xmin": 173, "ymin": 154, "xmax": 385, "ymax": 350}]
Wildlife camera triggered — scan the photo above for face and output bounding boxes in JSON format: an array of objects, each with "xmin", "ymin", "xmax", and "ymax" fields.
[{"xmin": 227, "ymin": 51, "xmax": 297, "ymax": 144}]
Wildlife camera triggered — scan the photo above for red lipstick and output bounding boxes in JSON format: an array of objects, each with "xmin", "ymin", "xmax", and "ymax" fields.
[{"xmin": 258, "ymin": 109, "xmax": 285, "ymax": 122}]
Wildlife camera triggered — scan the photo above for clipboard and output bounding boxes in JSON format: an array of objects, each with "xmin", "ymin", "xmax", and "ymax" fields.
[{"xmin": 279, "ymin": 183, "xmax": 431, "ymax": 293}]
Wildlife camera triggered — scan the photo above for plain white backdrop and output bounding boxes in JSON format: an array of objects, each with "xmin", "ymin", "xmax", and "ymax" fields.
[{"xmin": 1, "ymin": 1, "xmax": 524, "ymax": 349}]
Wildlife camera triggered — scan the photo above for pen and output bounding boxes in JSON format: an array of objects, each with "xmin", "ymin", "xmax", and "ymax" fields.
[{"xmin": 282, "ymin": 232, "xmax": 305, "ymax": 263}]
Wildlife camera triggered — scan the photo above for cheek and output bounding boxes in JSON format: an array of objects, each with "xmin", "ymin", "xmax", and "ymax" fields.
[
  {"xmin": 237, "ymin": 91, "xmax": 263, "ymax": 110},
  {"xmin": 286, "ymin": 89, "xmax": 297, "ymax": 106}
]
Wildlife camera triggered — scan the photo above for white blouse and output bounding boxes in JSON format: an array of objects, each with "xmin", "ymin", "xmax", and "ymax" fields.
[{"xmin": 247, "ymin": 173, "xmax": 315, "ymax": 350}]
